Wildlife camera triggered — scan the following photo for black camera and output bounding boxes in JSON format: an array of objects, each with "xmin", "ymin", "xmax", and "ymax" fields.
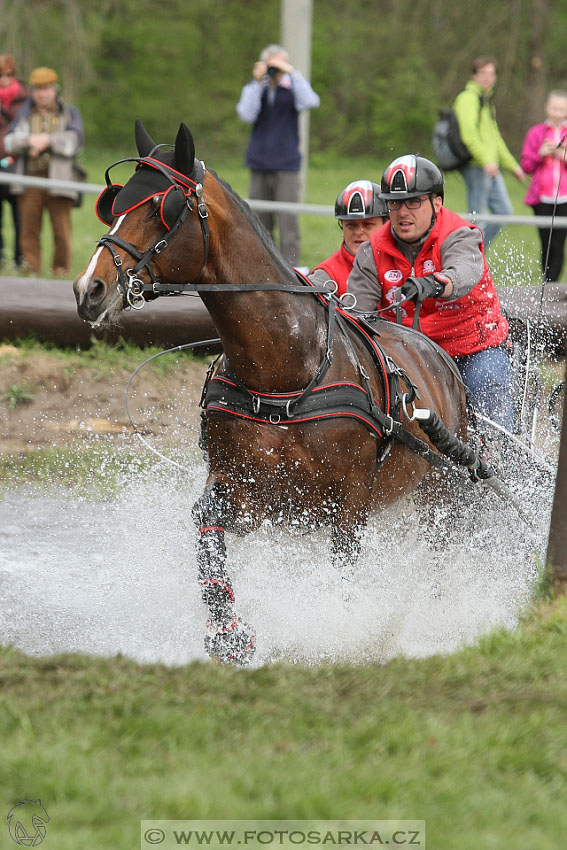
[{"xmin": 266, "ymin": 65, "xmax": 280, "ymax": 79}]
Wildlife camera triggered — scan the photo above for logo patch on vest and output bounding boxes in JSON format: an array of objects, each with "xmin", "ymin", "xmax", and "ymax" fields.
[
  {"xmin": 422, "ymin": 260, "xmax": 436, "ymax": 273},
  {"xmin": 384, "ymin": 269, "xmax": 403, "ymax": 283}
]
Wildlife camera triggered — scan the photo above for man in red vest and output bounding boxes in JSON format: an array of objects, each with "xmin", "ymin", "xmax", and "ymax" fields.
[
  {"xmin": 348, "ymin": 153, "xmax": 514, "ymax": 430},
  {"xmin": 309, "ymin": 180, "xmax": 388, "ymax": 296}
]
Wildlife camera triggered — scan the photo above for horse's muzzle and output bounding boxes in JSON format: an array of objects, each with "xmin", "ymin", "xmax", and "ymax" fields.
[{"xmin": 74, "ymin": 276, "xmax": 118, "ymax": 325}]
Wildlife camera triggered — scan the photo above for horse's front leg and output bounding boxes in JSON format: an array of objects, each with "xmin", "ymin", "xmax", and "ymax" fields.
[
  {"xmin": 192, "ymin": 482, "xmax": 256, "ymax": 665},
  {"xmin": 331, "ymin": 510, "xmax": 366, "ymax": 599}
]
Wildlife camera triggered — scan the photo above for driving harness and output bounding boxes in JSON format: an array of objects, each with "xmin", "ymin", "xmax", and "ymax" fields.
[
  {"xmin": 93, "ymin": 153, "xmax": 472, "ymax": 478},
  {"xmin": 200, "ymin": 275, "xmax": 467, "ymax": 476}
]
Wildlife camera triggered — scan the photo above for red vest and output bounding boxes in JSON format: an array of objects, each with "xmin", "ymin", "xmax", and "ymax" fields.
[
  {"xmin": 312, "ymin": 242, "xmax": 354, "ymax": 296},
  {"xmin": 370, "ymin": 208, "xmax": 508, "ymax": 357}
]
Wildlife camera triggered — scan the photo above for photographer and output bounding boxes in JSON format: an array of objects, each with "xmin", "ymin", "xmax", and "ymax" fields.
[{"xmin": 236, "ymin": 44, "xmax": 320, "ymax": 265}]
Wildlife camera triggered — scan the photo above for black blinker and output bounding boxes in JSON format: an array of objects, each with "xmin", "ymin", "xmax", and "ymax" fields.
[{"xmin": 96, "ymin": 184, "xmax": 122, "ymax": 226}]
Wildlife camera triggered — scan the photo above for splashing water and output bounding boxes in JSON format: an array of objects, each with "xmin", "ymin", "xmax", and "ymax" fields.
[{"xmin": 0, "ymin": 439, "xmax": 554, "ymax": 668}]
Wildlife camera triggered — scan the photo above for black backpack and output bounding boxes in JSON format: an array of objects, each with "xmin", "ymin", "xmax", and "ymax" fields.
[{"xmin": 432, "ymin": 108, "xmax": 472, "ymax": 172}]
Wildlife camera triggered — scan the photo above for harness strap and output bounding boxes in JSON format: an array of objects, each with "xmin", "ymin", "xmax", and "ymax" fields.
[
  {"xmin": 204, "ymin": 374, "xmax": 457, "ymax": 475},
  {"xmin": 220, "ymin": 295, "xmax": 337, "ymax": 418}
]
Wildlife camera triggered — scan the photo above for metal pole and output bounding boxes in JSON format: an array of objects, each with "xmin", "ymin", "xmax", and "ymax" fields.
[
  {"xmin": 280, "ymin": 0, "xmax": 314, "ymax": 201},
  {"xmin": 547, "ymin": 368, "xmax": 567, "ymax": 594}
]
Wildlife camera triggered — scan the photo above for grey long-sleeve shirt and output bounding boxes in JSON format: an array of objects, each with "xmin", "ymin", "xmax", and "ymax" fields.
[
  {"xmin": 236, "ymin": 71, "xmax": 320, "ymax": 123},
  {"xmin": 347, "ymin": 225, "xmax": 485, "ymax": 313}
]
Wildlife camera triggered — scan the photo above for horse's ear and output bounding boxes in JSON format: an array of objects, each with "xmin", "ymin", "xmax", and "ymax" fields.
[
  {"xmin": 174, "ymin": 123, "xmax": 196, "ymax": 176},
  {"xmin": 135, "ymin": 119, "xmax": 155, "ymax": 157}
]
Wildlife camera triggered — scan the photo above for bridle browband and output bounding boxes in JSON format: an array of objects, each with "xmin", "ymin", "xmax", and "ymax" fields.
[{"xmin": 97, "ymin": 154, "xmax": 210, "ymax": 310}]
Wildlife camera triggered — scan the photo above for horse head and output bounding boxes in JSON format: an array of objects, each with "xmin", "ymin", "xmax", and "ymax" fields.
[{"xmin": 74, "ymin": 120, "xmax": 209, "ymax": 327}]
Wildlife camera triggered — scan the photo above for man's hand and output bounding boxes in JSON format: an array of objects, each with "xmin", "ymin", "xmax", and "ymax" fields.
[
  {"xmin": 401, "ymin": 274, "xmax": 450, "ymax": 303},
  {"xmin": 253, "ymin": 61, "xmax": 267, "ymax": 81},
  {"xmin": 27, "ymin": 132, "xmax": 50, "ymax": 157},
  {"xmin": 266, "ymin": 56, "xmax": 293, "ymax": 74}
]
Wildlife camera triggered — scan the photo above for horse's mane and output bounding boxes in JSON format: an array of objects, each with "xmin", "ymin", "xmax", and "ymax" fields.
[
  {"xmin": 129, "ymin": 147, "xmax": 295, "ymax": 276},
  {"xmin": 208, "ymin": 167, "xmax": 295, "ymax": 276}
]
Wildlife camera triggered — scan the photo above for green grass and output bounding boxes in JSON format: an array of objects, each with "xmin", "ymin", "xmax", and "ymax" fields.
[
  {"xmin": 0, "ymin": 383, "xmax": 35, "ymax": 409},
  {"xmin": 0, "ymin": 149, "xmax": 551, "ymax": 282},
  {"xmin": 2, "ymin": 595, "xmax": 567, "ymax": 849},
  {"xmin": 0, "ymin": 445, "xmax": 159, "ymax": 494},
  {"xmin": 1, "ymin": 335, "xmax": 207, "ymax": 377}
]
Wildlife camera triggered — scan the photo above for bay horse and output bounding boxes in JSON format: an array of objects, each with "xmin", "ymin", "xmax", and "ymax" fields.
[{"xmin": 74, "ymin": 121, "xmax": 468, "ymax": 664}]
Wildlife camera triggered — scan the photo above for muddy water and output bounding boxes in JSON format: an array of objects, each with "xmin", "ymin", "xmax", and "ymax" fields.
[{"xmin": 0, "ymin": 452, "xmax": 553, "ymax": 668}]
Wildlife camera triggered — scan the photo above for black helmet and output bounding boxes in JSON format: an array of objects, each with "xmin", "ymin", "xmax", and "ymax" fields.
[
  {"xmin": 335, "ymin": 180, "xmax": 388, "ymax": 220},
  {"xmin": 380, "ymin": 155, "xmax": 444, "ymax": 201}
]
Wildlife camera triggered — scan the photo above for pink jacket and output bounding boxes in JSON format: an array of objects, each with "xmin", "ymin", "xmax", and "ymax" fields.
[{"xmin": 521, "ymin": 121, "xmax": 567, "ymax": 206}]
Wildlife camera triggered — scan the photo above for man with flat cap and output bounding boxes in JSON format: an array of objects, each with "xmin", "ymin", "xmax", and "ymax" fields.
[{"xmin": 4, "ymin": 66, "xmax": 84, "ymax": 276}]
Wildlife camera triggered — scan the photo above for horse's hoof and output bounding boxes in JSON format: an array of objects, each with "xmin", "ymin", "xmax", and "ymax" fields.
[{"xmin": 205, "ymin": 616, "xmax": 256, "ymax": 666}]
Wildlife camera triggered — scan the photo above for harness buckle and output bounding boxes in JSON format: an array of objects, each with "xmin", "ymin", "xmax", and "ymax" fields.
[
  {"xmin": 154, "ymin": 239, "xmax": 168, "ymax": 254},
  {"xmin": 269, "ymin": 414, "xmax": 281, "ymax": 424},
  {"xmin": 113, "ymin": 255, "xmax": 123, "ymax": 268},
  {"xmin": 401, "ymin": 393, "xmax": 413, "ymax": 421},
  {"xmin": 198, "ymin": 202, "xmax": 208, "ymax": 219},
  {"xmin": 382, "ymin": 414, "xmax": 394, "ymax": 435},
  {"xmin": 251, "ymin": 395, "xmax": 261, "ymax": 414}
]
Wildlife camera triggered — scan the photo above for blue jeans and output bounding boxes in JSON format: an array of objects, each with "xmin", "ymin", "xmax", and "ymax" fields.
[
  {"xmin": 455, "ymin": 345, "xmax": 514, "ymax": 431},
  {"xmin": 460, "ymin": 165, "xmax": 513, "ymax": 249}
]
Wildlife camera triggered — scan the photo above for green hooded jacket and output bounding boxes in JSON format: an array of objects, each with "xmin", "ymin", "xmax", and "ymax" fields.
[{"xmin": 453, "ymin": 80, "xmax": 519, "ymax": 172}]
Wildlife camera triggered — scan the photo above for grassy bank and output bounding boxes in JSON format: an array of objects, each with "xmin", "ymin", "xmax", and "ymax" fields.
[
  {"xmin": 2, "ymin": 594, "xmax": 566, "ymax": 849},
  {"xmin": 0, "ymin": 149, "xmax": 548, "ymax": 283}
]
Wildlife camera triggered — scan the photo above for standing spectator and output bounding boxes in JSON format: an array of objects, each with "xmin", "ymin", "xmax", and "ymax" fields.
[
  {"xmin": 521, "ymin": 89, "xmax": 567, "ymax": 282},
  {"xmin": 4, "ymin": 66, "xmax": 84, "ymax": 277},
  {"xmin": 453, "ymin": 56, "xmax": 525, "ymax": 249},
  {"xmin": 236, "ymin": 44, "xmax": 320, "ymax": 266},
  {"xmin": 309, "ymin": 180, "xmax": 388, "ymax": 296},
  {"xmin": 0, "ymin": 54, "xmax": 27, "ymax": 268}
]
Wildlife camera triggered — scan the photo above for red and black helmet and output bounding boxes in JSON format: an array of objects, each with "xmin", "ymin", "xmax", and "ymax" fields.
[
  {"xmin": 380, "ymin": 155, "xmax": 444, "ymax": 201},
  {"xmin": 334, "ymin": 180, "xmax": 388, "ymax": 220}
]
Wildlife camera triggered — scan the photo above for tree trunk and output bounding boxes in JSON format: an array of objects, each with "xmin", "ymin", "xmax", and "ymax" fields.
[
  {"xmin": 547, "ymin": 369, "xmax": 567, "ymax": 595},
  {"xmin": 525, "ymin": 0, "xmax": 559, "ymax": 128}
]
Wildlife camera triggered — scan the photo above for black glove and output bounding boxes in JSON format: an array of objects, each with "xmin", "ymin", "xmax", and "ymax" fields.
[{"xmin": 401, "ymin": 273, "xmax": 449, "ymax": 304}]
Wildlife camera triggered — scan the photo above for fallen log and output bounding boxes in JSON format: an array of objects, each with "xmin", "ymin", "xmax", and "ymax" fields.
[
  {"xmin": 496, "ymin": 282, "xmax": 567, "ymax": 355},
  {"xmin": 0, "ymin": 276, "xmax": 218, "ymax": 349},
  {"xmin": 0, "ymin": 276, "xmax": 566, "ymax": 355}
]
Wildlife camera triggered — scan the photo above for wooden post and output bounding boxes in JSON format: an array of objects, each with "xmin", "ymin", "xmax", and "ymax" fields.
[
  {"xmin": 280, "ymin": 0, "xmax": 314, "ymax": 201},
  {"xmin": 547, "ymin": 369, "xmax": 567, "ymax": 595}
]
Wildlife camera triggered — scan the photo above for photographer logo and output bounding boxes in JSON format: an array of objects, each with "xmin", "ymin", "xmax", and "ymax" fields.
[{"xmin": 6, "ymin": 799, "xmax": 50, "ymax": 846}]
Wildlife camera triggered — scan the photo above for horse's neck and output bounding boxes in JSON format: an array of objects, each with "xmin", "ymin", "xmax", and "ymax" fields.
[{"xmin": 198, "ymin": 197, "xmax": 325, "ymax": 392}]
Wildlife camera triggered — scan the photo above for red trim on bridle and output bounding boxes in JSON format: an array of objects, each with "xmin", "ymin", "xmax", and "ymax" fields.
[{"xmin": 141, "ymin": 156, "xmax": 201, "ymax": 192}]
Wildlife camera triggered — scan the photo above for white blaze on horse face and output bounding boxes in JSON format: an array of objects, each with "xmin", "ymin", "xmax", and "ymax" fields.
[{"xmin": 76, "ymin": 215, "xmax": 126, "ymax": 301}]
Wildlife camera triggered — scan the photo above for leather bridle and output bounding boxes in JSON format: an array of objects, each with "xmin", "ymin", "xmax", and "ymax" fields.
[{"xmin": 96, "ymin": 154, "xmax": 210, "ymax": 310}]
